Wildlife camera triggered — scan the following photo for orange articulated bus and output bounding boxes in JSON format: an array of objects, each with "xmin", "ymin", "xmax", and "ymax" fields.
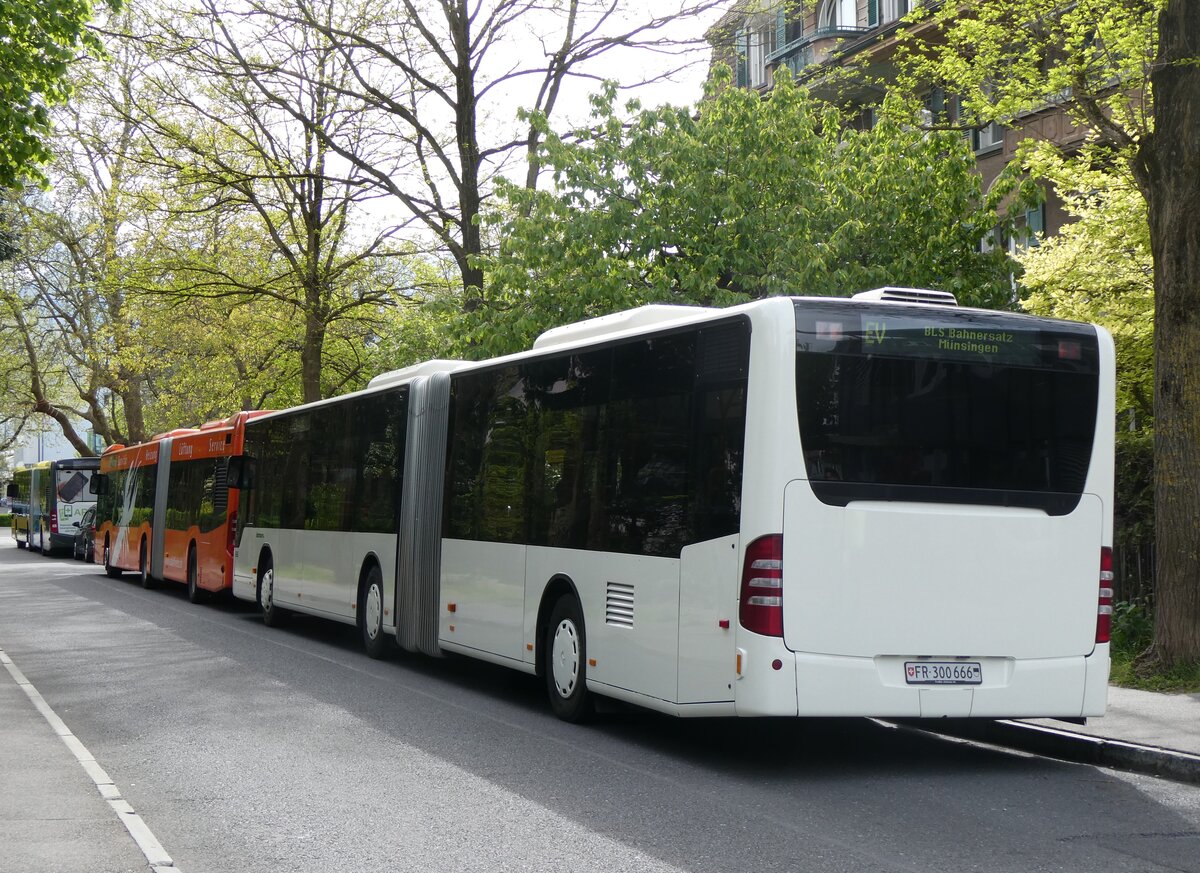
[{"xmin": 95, "ymin": 411, "xmax": 269, "ymax": 601}]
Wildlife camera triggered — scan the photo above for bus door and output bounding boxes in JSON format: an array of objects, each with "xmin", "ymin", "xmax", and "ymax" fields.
[
  {"xmin": 196, "ymin": 457, "xmax": 231, "ymax": 591},
  {"xmin": 55, "ymin": 466, "xmax": 95, "ymax": 543},
  {"xmin": 151, "ymin": 440, "xmax": 173, "ymax": 580}
]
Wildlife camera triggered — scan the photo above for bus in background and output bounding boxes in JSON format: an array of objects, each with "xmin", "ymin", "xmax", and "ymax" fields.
[
  {"xmin": 20, "ymin": 458, "xmax": 100, "ymax": 556},
  {"xmin": 6, "ymin": 464, "xmax": 33, "ymax": 549},
  {"xmin": 96, "ymin": 412, "xmax": 267, "ymax": 600},
  {"xmin": 232, "ymin": 288, "xmax": 1115, "ymax": 723}
]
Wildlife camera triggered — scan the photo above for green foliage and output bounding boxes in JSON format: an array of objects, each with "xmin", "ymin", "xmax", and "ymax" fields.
[
  {"xmin": 0, "ymin": 514, "xmax": 10, "ymax": 527},
  {"xmin": 1108, "ymin": 598, "xmax": 1200, "ymax": 692},
  {"xmin": 1111, "ymin": 600, "xmax": 1155, "ymax": 657},
  {"xmin": 1018, "ymin": 162, "xmax": 1154, "ymax": 431},
  {"xmin": 1110, "ymin": 642, "xmax": 1200, "ymax": 693},
  {"xmin": 896, "ymin": 0, "xmax": 1160, "ymax": 163},
  {"xmin": 470, "ymin": 70, "xmax": 1016, "ymax": 357},
  {"xmin": 0, "ymin": 0, "xmax": 119, "ymax": 188}
]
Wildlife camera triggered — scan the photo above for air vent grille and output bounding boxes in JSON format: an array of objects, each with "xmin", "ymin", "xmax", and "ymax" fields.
[
  {"xmin": 606, "ymin": 582, "xmax": 635, "ymax": 628},
  {"xmin": 852, "ymin": 287, "xmax": 958, "ymax": 306}
]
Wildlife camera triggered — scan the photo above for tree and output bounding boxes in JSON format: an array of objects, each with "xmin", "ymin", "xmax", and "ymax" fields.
[
  {"xmin": 1018, "ymin": 165, "xmax": 1153, "ymax": 433},
  {"xmin": 191, "ymin": 0, "xmax": 727, "ymax": 310},
  {"xmin": 0, "ymin": 0, "xmax": 120, "ymax": 188},
  {"xmin": 1, "ymin": 17, "xmax": 301, "ymax": 446},
  {"xmin": 896, "ymin": 0, "xmax": 1200, "ymax": 666},
  {"xmin": 0, "ymin": 33, "xmax": 164, "ymax": 449},
  {"xmin": 470, "ymin": 71, "xmax": 1016, "ymax": 356},
  {"xmin": 138, "ymin": 0, "xmax": 417, "ymax": 403}
]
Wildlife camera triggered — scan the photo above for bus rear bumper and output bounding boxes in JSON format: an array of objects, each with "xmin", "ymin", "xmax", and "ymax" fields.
[{"xmin": 787, "ymin": 649, "xmax": 1109, "ymax": 719}]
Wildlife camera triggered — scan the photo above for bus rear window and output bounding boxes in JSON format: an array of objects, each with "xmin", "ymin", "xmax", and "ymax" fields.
[{"xmin": 794, "ymin": 302, "xmax": 1100, "ymax": 515}]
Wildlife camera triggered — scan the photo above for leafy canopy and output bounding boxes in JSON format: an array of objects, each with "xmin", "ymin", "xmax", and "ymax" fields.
[
  {"xmin": 471, "ymin": 69, "xmax": 1016, "ymax": 357},
  {"xmin": 1018, "ymin": 159, "xmax": 1153, "ymax": 430},
  {"xmin": 0, "ymin": 0, "xmax": 120, "ymax": 188}
]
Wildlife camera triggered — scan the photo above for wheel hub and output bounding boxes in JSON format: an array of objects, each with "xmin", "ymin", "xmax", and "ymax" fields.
[
  {"xmin": 551, "ymin": 619, "xmax": 580, "ymax": 698},
  {"xmin": 365, "ymin": 584, "xmax": 382, "ymax": 640}
]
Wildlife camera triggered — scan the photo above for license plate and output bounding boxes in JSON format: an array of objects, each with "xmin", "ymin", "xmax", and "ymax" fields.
[{"xmin": 905, "ymin": 661, "xmax": 982, "ymax": 685}]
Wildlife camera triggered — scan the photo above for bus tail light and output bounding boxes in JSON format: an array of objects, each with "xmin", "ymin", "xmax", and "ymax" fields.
[
  {"xmin": 740, "ymin": 535, "xmax": 784, "ymax": 637},
  {"xmin": 50, "ymin": 511, "xmax": 58, "ymax": 534},
  {"xmin": 1096, "ymin": 547, "xmax": 1114, "ymax": 644}
]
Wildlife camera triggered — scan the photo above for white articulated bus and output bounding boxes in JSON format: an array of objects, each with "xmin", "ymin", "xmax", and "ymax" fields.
[{"xmin": 231, "ymin": 289, "xmax": 1115, "ymax": 722}]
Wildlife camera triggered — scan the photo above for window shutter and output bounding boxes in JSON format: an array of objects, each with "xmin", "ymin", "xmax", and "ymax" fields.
[
  {"xmin": 868, "ymin": 0, "xmax": 879, "ymax": 27},
  {"xmin": 776, "ymin": 6, "xmax": 787, "ymax": 48},
  {"xmin": 926, "ymin": 88, "xmax": 945, "ymax": 121},
  {"xmin": 1026, "ymin": 203, "xmax": 1046, "ymax": 244},
  {"xmin": 736, "ymin": 28, "xmax": 748, "ymax": 87}
]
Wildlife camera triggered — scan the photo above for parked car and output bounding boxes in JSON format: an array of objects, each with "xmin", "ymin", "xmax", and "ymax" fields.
[{"xmin": 72, "ymin": 507, "xmax": 97, "ymax": 563}]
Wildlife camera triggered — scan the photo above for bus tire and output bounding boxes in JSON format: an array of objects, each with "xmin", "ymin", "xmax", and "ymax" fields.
[
  {"xmin": 359, "ymin": 564, "xmax": 387, "ymax": 659},
  {"xmin": 259, "ymin": 560, "xmax": 284, "ymax": 627},
  {"xmin": 186, "ymin": 545, "xmax": 204, "ymax": 604},
  {"xmin": 138, "ymin": 539, "xmax": 153, "ymax": 589},
  {"xmin": 103, "ymin": 539, "xmax": 122, "ymax": 579},
  {"xmin": 16, "ymin": 538, "xmax": 26, "ymax": 550},
  {"xmin": 544, "ymin": 595, "xmax": 595, "ymax": 723}
]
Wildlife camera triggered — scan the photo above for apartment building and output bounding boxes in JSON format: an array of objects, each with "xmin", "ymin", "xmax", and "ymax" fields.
[{"xmin": 707, "ymin": 1, "xmax": 1087, "ymax": 247}]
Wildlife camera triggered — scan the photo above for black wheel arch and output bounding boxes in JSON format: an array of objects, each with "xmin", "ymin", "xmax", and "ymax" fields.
[
  {"xmin": 535, "ymin": 574, "xmax": 582, "ymax": 681},
  {"xmin": 255, "ymin": 546, "xmax": 274, "ymax": 604},
  {"xmin": 356, "ymin": 552, "xmax": 384, "ymax": 612}
]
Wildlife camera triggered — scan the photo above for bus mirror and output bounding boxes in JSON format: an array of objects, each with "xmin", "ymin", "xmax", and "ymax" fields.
[
  {"xmin": 228, "ymin": 456, "xmax": 256, "ymax": 490},
  {"xmin": 5, "ymin": 482, "xmax": 16, "ymax": 499},
  {"xmin": 89, "ymin": 474, "xmax": 109, "ymax": 496}
]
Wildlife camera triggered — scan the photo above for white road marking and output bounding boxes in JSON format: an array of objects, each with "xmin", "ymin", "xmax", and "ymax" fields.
[{"xmin": 0, "ymin": 647, "xmax": 181, "ymax": 871}]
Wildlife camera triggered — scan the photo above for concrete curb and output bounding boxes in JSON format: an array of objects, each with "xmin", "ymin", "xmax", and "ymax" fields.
[{"xmin": 899, "ymin": 718, "xmax": 1200, "ymax": 786}]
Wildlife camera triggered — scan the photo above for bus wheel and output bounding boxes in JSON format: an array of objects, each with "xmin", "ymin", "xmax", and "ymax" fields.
[
  {"xmin": 103, "ymin": 540, "xmax": 122, "ymax": 579},
  {"xmin": 359, "ymin": 565, "xmax": 387, "ymax": 659},
  {"xmin": 545, "ymin": 595, "xmax": 595, "ymax": 723},
  {"xmin": 138, "ymin": 540, "xmax": 153, "ymax": 589},
  {"xmin": 186, "ymin": 546, "xmax": 204, "ymax": 604},
  {"xmin": 259, "ymin": 561, "xmax": 284, "ymax": 627},
  {"xmin": 16, "ymin": 537, "xmax": 26, "ymax": 550}
]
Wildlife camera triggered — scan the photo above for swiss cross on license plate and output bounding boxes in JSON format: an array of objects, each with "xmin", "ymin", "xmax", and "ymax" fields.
[{"xmin": 905, "ymin": 661, "xmax": 982, "ymax": 685}]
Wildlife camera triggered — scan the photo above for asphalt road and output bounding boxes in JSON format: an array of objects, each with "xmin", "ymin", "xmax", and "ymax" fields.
[{"xmin": 2, "ymin": 539, "xmax": 1199, "ymax": 873}]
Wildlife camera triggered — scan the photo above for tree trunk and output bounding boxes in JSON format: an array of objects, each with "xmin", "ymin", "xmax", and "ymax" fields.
[
  {"xmin": 118, "ymin": 373, "xmax": 147, "ymax": 445},
  {"xmin": 301, "ymin": 306, "xmax": 326, "ymax": 404},
  {"xmin": 450, "ymin": 0, "xmax": 484, "ymax": 312},
  {"xmin": 1139, "ymin": 0, "xmax": 1200, "ymax": 666}
]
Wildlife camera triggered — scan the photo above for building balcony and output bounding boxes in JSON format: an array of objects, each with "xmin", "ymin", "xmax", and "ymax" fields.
[{"xmin": 768, "ymin": 24, "xmax": 872, "ymax": 73}]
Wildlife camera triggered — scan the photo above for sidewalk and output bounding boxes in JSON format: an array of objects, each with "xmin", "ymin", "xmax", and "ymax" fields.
[
  {"xmin": 1027, "ymin": 685, "xmax": 1200, "ymax": 758},
  {"xmin": 909, "ymin": 685, "xmax": 1200, "ymax": 785},
  {"xmin": 0, "ymin": 655, "xmax": 149, "ymax": 873}
]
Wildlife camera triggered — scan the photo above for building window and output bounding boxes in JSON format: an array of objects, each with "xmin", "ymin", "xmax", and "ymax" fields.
[
  {"xmin": 972, "ymin": 121, "xmax": 1005, "ymax": 153},
  {"xmin": 818, "ymin": 0, "xmax": 858, "ymax": 31},
  {"xmin": 737, "ymin": 18, "xmax": 776, "ymax": 89},
  {"xmin": 924, "ymin": 88, "xmax": 959, "ymax": 124},
  {"xmin": 848, "ymin": 105, "xmax": 877, "ymax": 131},
  {"xmin": 868, "ymin": 0, "xmax": 909, "ymax": 27},
  {"xmin": 1010, "ymin": 202, "xmax": 1047, "ymax": 252},
  {"xmin": 776, "ymin": 2, "xmax": 804, "ymax": 46}
]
